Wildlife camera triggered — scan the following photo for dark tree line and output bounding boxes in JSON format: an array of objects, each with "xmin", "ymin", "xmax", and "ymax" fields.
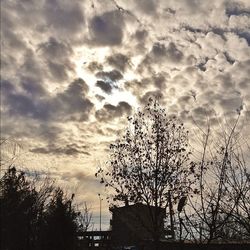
[{"xmin": 0, "ymin": 167, "xmax": 91, "ymax": 250}]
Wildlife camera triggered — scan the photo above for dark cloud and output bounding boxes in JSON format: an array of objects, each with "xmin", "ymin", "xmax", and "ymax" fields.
[
  {"xmin": 20, "ymin": 50, "xmax": 44, "ymax": 80},
  {"xmin": 1, "ymin": 80, "xmax": 16, "ymax": 94},
  {"xmin": 96, "ymin": 69, "xmax": 123, "ymax": 82},
  {"xmin": 1, "ymin": 28, "xmax": 27, "ymax": 51},
  {"xmin": 8, "ymin": 93, "xmax": 49, "ymax": 120},
  {"xmin": 37, "ymin": 37, "xmax": 74, "ymax": 81},
  {"xmin": 0, "ymin": 113, "xmax": 62, "ymax": 143},
  {"xmin": 151, "ymin": 42, "xmax": 167, "ymax": 58},
  {"xmin": 124, "ymin": 74, "xmax": 166, "ymax": 97},
  {"xmin": 225, "ymin": 2, "xmax": 250, "ymax": 17},
  {"xmin": 238, "ymin": 78, "xmax": 250, "ymax": 90},
  {"xmin": 164, "ymin": 7, "xmax": 176, "ymax": 15},
  {"xmin": 87, "ymin": 61, "xmax": 103, "ymax": 72},
  {"xmin": 95, "ymin": 101, "xmax": 132, "ymax": 122},
  {"xmin": 139, "ymin": 90, "xmax": 163, "ymax": 105},
  {"xmin": 179, "ymin": 109, "xmax": 190, "ymax": 121},
  {"xmin": 165, "ymin": 42, "xmax": 184, "ymax": 62},
  {"xmin": 2, "ymin": 78, "xmax": 93, "ymax": 122},
  {"xmin": 192, "ymin": 106, "xmax": 214, "ymax": 117},
  {"xmin": 196, "ymin": 57, "xmax": 209, "ymax": 71},
  {"xmin": 189, "ymin": 106, "xmax": 217, "ymax": 126},
  {"xmin": 178, "ymin": 95, "xmax": 192, "ymax": 106},
  {"xmin": 52, "ymin": 78, "xmax": 93, "ymax": 121},
  {"xmin": 106, "ymin": 53, "xmax": 130, "ymax": 72},
  {"xmin": 135, "ymin": 0, "xmax": 158, "ymax": 15},
  {"xmin": 182, "ymin": 23, "xmax": 250, "ymax": 47},
  {"xmin": 20, "ymin": 77, "xmax": 46, "ymax": 96},
  {"xmin": 89, "ymin": 10, "xmax": 124, "ymax": 46},
  {"xmin": 214, "ymin": 73, "xmax": 235, "ymax": 91},
  {"xmin": 237, "ymin": 31, "xmax": 250, "ymax": 46},
  {"xmin": 181, "ymin": 22, "xmax": 250, "ymax": 48},
  {"xmin": 47, "ymin": 61, "xmax": 69, "ymax": 81},
  {"xmin": 2, "ymin": 79, "xmax": 50, "ymax": 120},
  {"xmin": 134, "ymin": 29, "xmax": 148, "ymax": 41},
  {"xmin": 223, "ymin": 52, "xmax": 235, "ymax": 65},
  {"xmin": 61, "ymin": 171, "xmax": 96, "ymax": 183},
  {"xmin": 124, "ymin": 79, "xmax": 145, "ymax": 94},
  {"xmin": 38, "ymin": 37, "xmax": 73, "ymax": 60},
  {"xmin": 44, "ymin": 0, "xmax": 85, "ymax": 38},
  {"xmin": 220, "ymin": 96, "xmax": 243, "ymax": 113},
  {"xmin": 36, "ymin": 124, "xmax": 63, "ymax": 142},
  {"xmin": 30, "ymin": 143, "xmax": 90, "ymax": 156},
  {"xmin": 181, "ymin": 25, "xmax": 206, "ymax": 35},
  {"xmin": 138, "ymin": 42, "xmax": 184, "ymax": 73},
  {"xmin": 96, "ymin": 80, "xmax": 113, "ymax": 94},
  {"xmin": 95, "ymin": 94, "xmax": 105, "ymax": 101},
  {"xmin": 151, "ymin": 73, "xmax": 167, "ymax": 89}
]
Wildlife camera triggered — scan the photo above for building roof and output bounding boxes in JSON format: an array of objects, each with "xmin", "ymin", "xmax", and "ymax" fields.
[{"xmin": 110, "ymin": 202, "xmax": 166, "ymax": 214}]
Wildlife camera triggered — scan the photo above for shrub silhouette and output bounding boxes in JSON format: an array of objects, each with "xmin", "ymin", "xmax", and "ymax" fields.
[
  {"xmin": 39, "ymin": 188, "xmax": 79, "ymax": 250},
  {"xmin": 1, "ymin": 167, "xmax": 40, "ymax": 250}
]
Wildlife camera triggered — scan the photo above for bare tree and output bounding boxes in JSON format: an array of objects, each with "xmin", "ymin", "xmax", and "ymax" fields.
[
  {"xmin": 0, "ymin": 138, "xmax": 23, "ymax": 170},
  {"xmin": 224, "ymin": 148, "xmax": 250, "ymax": 239},
  {"xmin": 78, "ymin": 202, "xmax": 93, "ymax": 232},
  {"xmin": 184, "ymin": 115, "xmax": 250, "ymax": 243},
  {"xmin": 97, "ymin": 99, "xmax": 197, "ymax": 248}
]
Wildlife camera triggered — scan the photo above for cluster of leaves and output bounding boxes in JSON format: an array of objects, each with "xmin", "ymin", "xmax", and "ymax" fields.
[{"xmin": 0, "ymin": 167, "xmax": 87, "ymax": 250}]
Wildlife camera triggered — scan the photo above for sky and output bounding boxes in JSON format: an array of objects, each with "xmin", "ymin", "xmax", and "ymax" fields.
[{"xmin": 1, "ymin": 0, "xmax": 250, "ymax": 229}]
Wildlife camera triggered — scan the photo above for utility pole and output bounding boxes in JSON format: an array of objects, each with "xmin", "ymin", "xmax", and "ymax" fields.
[
  {"xmin": 168, "ymin": 190, "xmax": 175, "ymax": 240},
  {"xmin": 98, "ymin": 193, "xmax": 102, "ymax": 231}
]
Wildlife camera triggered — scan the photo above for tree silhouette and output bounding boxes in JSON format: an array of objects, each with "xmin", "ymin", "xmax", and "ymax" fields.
[
  {"xmin": 97, "ymin": 99, "xmax": 197, "ymax": 248},
  {"xmin": 231, "ymin": 168, "xmax": 250, "ymax": 238},
  {"xmin": 0, "ymin": 166, "xmax": 89, "ymax": 250},
  {"xmin": 1, "ymin": 167, "xmax": 41, "ymax": 250},
  {"xmin": 39, "ymin": 188, "xmax": 80, "ymax": 250},
  {"xmin": 0, "ymin": 138, "xmax": 23, "ymax": 169},
  {"xmin": 78, "ymin": 202, "xmax": 93, "ymax": 232},
  {"xmin": 184, "ymin": 116, "xmax": 250, "ymax": 243}
]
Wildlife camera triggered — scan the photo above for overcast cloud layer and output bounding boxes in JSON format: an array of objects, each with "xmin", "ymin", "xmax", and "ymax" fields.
[{"xmin": 1, "ymin": 0, "xmax": 250, "ymax": 228}]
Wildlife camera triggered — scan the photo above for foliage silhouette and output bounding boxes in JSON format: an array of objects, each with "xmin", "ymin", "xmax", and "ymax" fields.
[
  {"xmin": 39, "ymin": 188, "xmax": 79, "ymax": 250},
  {"xmin": 1, "ymin": 167, "xmax": 41, "ymax": 250},
  {"xmin": 0, "ymin": 166, "xmax": 89, "ymax": 250}
]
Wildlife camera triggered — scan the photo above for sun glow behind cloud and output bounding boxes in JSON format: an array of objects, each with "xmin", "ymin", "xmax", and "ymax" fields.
[{"xmin": 75, "ymin": 47, "xmax": 139, "ymax": 109}]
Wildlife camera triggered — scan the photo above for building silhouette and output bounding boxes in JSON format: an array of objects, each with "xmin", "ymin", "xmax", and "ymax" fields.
[
  {"xmin": 110, "ymin": 203, "xmax": 165, "ymax": 247},
  {"xmin": 79, "ymin": 203, "xmax": 166, "ymax": 249}
]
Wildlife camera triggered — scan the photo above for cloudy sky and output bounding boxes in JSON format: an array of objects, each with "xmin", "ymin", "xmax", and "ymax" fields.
[{"xmin": 1, "ymin": 0, "xmax": 250, "ymax": 229}]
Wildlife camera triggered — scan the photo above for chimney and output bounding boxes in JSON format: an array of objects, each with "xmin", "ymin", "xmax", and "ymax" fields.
[{"xmin": 125, "ymin": 197, "xmax": 129, "ymax": 207}]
